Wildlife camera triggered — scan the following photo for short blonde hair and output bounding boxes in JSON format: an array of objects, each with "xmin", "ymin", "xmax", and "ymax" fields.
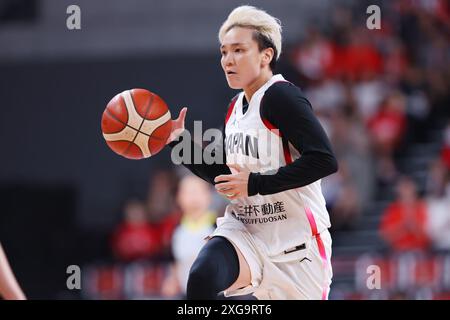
[{"xmin": 218, "ymin": 6, "xmax": 282, "ymax": 62}]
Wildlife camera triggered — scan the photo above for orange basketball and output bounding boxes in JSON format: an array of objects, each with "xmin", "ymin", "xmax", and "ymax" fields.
[{"xmin": 101, "ymin": 89, "xmax": 172, "ymax": 159}]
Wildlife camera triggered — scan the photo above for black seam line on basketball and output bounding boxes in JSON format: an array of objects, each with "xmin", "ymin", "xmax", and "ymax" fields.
[
  {"xmin": 133, "ymin": 92, "xmax": 168, "ymax": 140},
  {"xmin": 126, "ymin": 91, "xmax": 151, "ymax": 152},
  {"xmin": 105, "ymin": 93, "xmax": 137, "ymax": 127},
  {"xmin": 123, "ymin": 125, "xmax": 166, "ymax": 156},
  {"xmin": 105, "ymin": 139, "xmax": 130, "ymax": 148},
  {"xmin": 124, "ymin": 91, "xmax": 153, "ymax": 157},
  {"xmin": 125, "ymin": 124, "xmax": 168, "ymax": 139},
  {"xmin": 123, "ymin": 91, "xmax": 144, "ymax": 156},
  {"xmin": 143, "ymin": 93, "xmax": 155, "ymax": 121},
  {"xmin": 106, "ymin": 139, "xmax": 133, "ymax": 158},
  {"xmin": 104, "ymin": 108, "xmax": 143, "ymax": 134},
  {"xmin": 132, "ymin": 91, "xmax": 154, "ymax": 143},
  {"xmin": 110, "ymin": 118, "xmax": 167, "ymax": 141},
  {"xmin": 105, "ymin": 109, "xmax": 127, "ymax": 126},
  {"xmin": 105, "ymin": 96, "xmax": 166, "ymax": 138},
  {"xmin": 122, "ymin": 135, "xmax": 137, "ymax": 157},
  {"xmin": 104, "ymin": 109, "xmax": 145, "ymax": 135}
]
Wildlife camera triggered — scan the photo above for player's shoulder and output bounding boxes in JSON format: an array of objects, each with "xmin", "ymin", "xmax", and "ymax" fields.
[
  {"xmin": 265, "ymin": 80, "xmax": 306, "ymax": 101},
  {"xmin": 264, "ymin": 79, "xmax": 311, "ymax": 108},
  {"xmin": 268, "ymin": 79, "xmax": 301, "ymax": 92}
]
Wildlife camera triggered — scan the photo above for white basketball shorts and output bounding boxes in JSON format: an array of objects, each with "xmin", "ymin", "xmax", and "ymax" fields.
[{"xmin": 207, "ymin": 216, "xmax": 333, "ymax": 300}]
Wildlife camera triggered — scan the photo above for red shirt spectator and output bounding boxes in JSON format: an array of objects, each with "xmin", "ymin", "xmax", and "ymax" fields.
[
  {"xmin": 156, "ymin": 210, "xmax": 181, "ymax": 254},
  {"xmin": 441, "ymin": 147, "xmax": 450, "ymax": 169},
  {"xmin": 368, "ymin": 92, "xmax": 407, "ymax": 155},
  {"xmin": 380, "ymin": 177, "xmax": 430, "ymax": 251},
  {"xmin": 344, "ymin": 44, "xmax": 383, "ymax": 80},
  {"xmin": 291, "ymin": 29, "xmax": 335, "ymax": 81},
  {"xmin": 380, "ymin": 201, "xmax": 429, "ymax": 251},
  {"xmin": 340, "ymin": 28, "xmax": 383, "ymax": 81},
  {"xmin": 111, "ymin": 200, "xmax": 163, "ymax": 261}
]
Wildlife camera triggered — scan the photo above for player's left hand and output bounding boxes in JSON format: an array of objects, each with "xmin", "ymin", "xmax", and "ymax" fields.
[{"xmin": 214, "ymin": 164, "xmax": 249, "ymax": 200}]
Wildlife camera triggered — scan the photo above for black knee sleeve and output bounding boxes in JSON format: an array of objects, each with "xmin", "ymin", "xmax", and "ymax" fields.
[{"xmin": 186, "ymin": 236, "xmax": 240, "ymax": 300}]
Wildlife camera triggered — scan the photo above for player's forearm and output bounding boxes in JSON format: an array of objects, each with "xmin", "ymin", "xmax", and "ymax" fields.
[
  {"xmin": 169, "ymin": 137, "xmax": 231, "ymax": 185},
  {"xmin": 248, "ymin": 151, "xmax": 338, "ymax": 196},
  {"xmin": 0, "ymin": 245, "xmax": 26, "ymax": 300}
]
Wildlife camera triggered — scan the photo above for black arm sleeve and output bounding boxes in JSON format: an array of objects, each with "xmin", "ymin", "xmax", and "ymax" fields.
[
  {"xmin": 248, "ymin": 82, "xmax": 338, "ymax": 196},
  {"xmin": 168, "ymin": 126, "xmax": 231, "ymax": 186}
]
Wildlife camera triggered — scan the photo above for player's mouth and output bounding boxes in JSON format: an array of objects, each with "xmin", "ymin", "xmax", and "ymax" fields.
[{"xmin": 226, "ymin": 71, "xmax": 237, "ymax": 75}]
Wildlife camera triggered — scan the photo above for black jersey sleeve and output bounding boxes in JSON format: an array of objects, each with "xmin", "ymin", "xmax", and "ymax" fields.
[
  {"xmin": 247, "ymin": 81, "xmax": 338, "ymax": 196},
  {"xmin": 168, "ymin": 131, "xmax": 231, "ymax": 185}
]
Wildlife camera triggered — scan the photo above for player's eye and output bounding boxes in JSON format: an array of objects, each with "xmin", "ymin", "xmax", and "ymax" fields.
[
  {"xmin": 221, "ymin": 50, "xmax": 227, "ymax": 56},
  {"xmin": 234, "ymin": 48, "xmax": 242, "ymax": 53}
]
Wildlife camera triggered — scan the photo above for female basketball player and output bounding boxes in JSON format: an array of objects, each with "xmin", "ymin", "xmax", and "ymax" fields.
[
  {"xmin": 167, "ymin": 5, "xmax": 337, "ymax": 299},
  {"xmin": 0, "ymin": 243, "xmax": 26, "ymax": 300}
]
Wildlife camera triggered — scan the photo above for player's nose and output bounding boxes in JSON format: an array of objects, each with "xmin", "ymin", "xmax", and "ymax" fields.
[{"xmin": 223, "ymin": 53, "xmax": 234, "ymax": 67}]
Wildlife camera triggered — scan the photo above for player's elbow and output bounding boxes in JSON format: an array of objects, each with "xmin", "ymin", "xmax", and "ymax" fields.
[
  {"xmin": 305, "ymin": 151, "xmax": 338, "ymax": 179},
  {"xmin": 323, "ymin": 153, "xmax": 338, "ymax": 177},
  {"xmin": 328, "ymin": 154, "xmax": 338, "ymax": 174}
]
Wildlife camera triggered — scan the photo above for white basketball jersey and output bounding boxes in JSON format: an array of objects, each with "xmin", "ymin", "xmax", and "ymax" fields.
[{"xmin": 223, "ymin": 74, "xmax": 331, "ymax": 257}]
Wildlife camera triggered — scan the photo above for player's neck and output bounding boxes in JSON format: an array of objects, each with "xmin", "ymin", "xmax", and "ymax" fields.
[{"xmin": 244, "ymin": 70, "xmax": 273, "ymax": 103}]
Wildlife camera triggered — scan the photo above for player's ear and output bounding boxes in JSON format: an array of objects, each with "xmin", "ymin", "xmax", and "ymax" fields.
[{"xmin": 261, "ymin": 47, "xmax": 274, "ymax": 68}]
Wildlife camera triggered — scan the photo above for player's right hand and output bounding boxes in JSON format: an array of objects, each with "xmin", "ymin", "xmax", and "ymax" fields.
[{"xmin": 166, "ymin": 107, "xmax": 187, "ymax": 144}]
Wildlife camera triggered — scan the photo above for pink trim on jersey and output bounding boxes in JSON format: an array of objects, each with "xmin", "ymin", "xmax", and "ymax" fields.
[{"xmin": 305, "ymin": 206, "xmax": 329, "ymax": 300}]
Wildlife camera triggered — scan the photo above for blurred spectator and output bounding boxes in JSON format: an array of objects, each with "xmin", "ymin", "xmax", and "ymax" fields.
[
  {"xmin": 111, "ymin": 199, "xmax": 162, "ymax": 262},
  {"xmin": 331, "ymin": 181, "xmax": 361, "ymax": 231},
  {"xmin": 305, "ymin": 79, "xmax": 346, "ymax": 114},
  {"xmin": 329, "ymin": 108, "xmax": 375, "ymax": 210},
  {"xmin": 84, "ymin": 265, "xmax": 123, "ymax": 300},
  {"xmin": 380, "ymin": 176, "xmax": 430, "ymax": 251},
  {"xmin": 426, "ymin": 71, "xmax": 450, "ymax": 121},
  {"xmin": 145, "ymin": 169, "xmax": 181, "ymax": 258},
  {"xmin": 161, "ymin": 175, "xmax": 216, "ymax": 298},
  {"xmin": 368, "ymin": 90, "xmax": 407, "ymax": 157},
  {"xmin": 426, "ymin": 158, "xmax": 448, "ymax": 198},
  {"xmin": 368, "ymin": 91, "xmax": 408, "ymax": 184},
  {"xmin": 290, "ymin": 27, "xmax": 335, "ymax": 82},
  {"xmin": 383, "ymin": 39, "xmax": 409, "ymax": 84},
  {"xmin": 426, "ymin": 158, "xmax": 450, "ymax": 251},
  {"xmin": 441, "ymin": 121, "xmax": 450, "ymax": 170},
  {"xmin": 398, "ymin": 66, "xmax": 431, "ymax": 143},
  {"xmin": 352, "ymin": 76, "xmax": 387, "ymax": 121},
  {"xmin": 146, "ymin": 170, "xmax": 178, "ymax": 222},
  {"xmin": 324, "ymin": 160, "xmax": 361, "ymax": 231},
  {"xmin": 343, "ymin": 27, "xmax": 383, "ymax": 81}
]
